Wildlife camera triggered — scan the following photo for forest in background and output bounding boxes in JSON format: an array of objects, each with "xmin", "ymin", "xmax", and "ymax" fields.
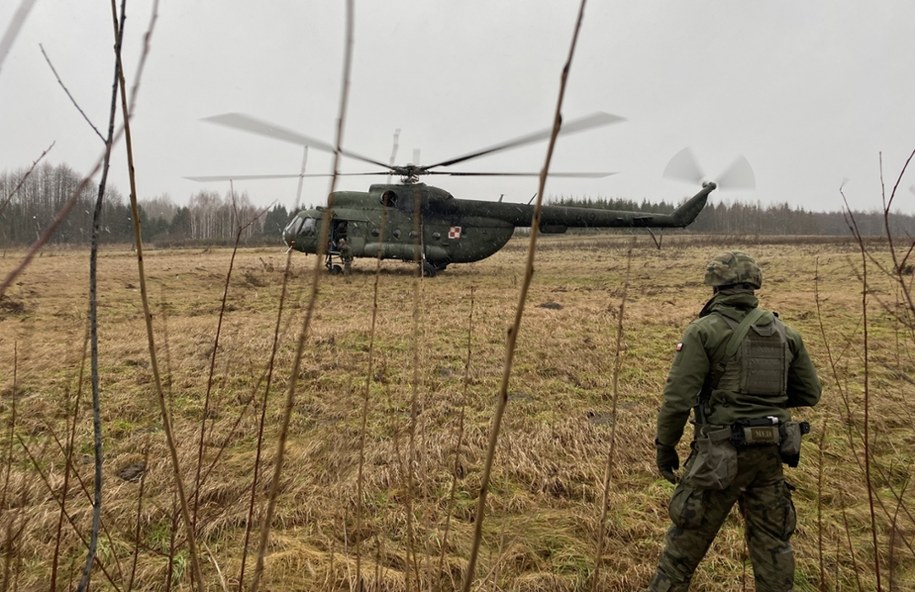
[{"xmin": 1, "ymin": 162, "xmax": 912, "ymax": 248}]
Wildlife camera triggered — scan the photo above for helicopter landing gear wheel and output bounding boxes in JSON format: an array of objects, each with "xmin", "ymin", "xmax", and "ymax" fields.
[
  {"xmin": 421, "ymin": 261, "xmax": 438, "ymax": 277},
  {"xmin": 329, "ymin": 264, "xmax": 343, "ymax": 275}
]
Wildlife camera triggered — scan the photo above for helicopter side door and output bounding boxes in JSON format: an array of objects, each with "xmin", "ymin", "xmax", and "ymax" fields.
[{"xmin": 329, "ymin": 210, "xmax": 373, "ymax": 258}]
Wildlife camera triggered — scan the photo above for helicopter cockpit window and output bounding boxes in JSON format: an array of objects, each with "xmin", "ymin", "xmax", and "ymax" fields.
[
  {"xmin": 284, "ymin": 217, "xmax": 305, "ymax": 237},
  {"xmin": 300, "ymin": 217, "xmax": 317, "ymax": 235},
  {"xmin": 381, "ymin": 190, "xmax": 397, "ymax": 207}
]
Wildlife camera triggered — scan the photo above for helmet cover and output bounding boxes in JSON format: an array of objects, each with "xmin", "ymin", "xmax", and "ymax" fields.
[{"xmin": 704, "ymin": 251, "xmax": 762, "ymax": 289}]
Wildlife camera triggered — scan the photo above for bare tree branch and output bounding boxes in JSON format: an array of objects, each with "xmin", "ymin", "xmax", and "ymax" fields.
[
  {"xmin": 40, "ymin": 43, "xmax": 106, "ymax": 143},
  {"xmin": 0, "ymin": 141, "xmax": 53, "ymax": 218}
]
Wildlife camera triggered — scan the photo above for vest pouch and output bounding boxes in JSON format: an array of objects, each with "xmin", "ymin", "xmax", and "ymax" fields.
[
  {"xmin": 738, "ymin": 321, "xmax": 789, "ymax": 397},
  {"xmin": 779, "ymin": 421, "xmax": 810, "ymax": 467},
  {"xmin": 780, "ymin": 421, "xmax": 802, "ymax": 457},
  {"xmin": 684, "ymin": 426, "xmax": 737, "ymax": 490}
]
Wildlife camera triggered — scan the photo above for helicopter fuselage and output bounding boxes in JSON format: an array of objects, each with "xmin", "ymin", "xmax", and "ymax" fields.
[{"xmin": 282, "ymin": 182, "xmax": 715, "ymax": 271}]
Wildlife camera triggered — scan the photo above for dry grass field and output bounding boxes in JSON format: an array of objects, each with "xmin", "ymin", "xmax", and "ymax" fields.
[{"xmin": 1, "ymin": 234, "xmax": 913, "ymax": 591}]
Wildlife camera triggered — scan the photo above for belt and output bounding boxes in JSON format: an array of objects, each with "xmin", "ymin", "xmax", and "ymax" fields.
[
  {"xmin": 731, "ymin": 417, "xmax": 781, "ymax": 446},
  {"xmin": 693, "ymin": 419, "xmax": 783, "ymax": 446}
]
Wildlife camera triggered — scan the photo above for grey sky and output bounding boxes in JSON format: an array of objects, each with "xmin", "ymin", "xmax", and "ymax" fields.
[{"xmin": 2, "ymin": 1, "xmax": 914, "ymax": 214}]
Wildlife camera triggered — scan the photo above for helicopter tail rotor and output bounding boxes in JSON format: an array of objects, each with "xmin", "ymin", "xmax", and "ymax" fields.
[
  {"xmin": 662, "ymin": 147, "xmax": 705, "ymax": 185},
  {"xmin": 716, "ymin": 155, "xmax": 755, "ymax": 190},
  {"xmin": 663, "ymin": 147, "xmax": 755, "ymax": 191}
]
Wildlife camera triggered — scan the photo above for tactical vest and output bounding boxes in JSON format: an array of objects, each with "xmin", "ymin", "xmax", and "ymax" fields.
[{"xmin": 715, "ymin": 310, "xmax": 789, "ymax": 397}]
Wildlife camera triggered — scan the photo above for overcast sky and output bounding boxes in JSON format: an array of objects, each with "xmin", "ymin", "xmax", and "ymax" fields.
[{"xmin": 2, "ymin": 1, "xmax": 914, "ymax": 214}]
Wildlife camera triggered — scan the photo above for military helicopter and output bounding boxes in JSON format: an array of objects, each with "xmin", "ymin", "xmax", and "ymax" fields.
[{"xmin": 191, "ymin": 113, "xmax": 718, "ymax": 276}]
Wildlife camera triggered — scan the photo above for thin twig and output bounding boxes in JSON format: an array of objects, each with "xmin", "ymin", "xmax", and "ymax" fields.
[
  {"xmin": 16, "ymin": 435, "xmax": 123, "ymax": 591},
  {"xmin": 592, "ymin": 246, "xmax": 632, "ymax": 589},
  {"xmin": 76, "ymin": 0, "xmax": 131, "ymax": 586},
  {"xmin": 127, "ymin": 446, "xmax": 150, "ymax": 592},
  {"xmin": 0, "ymin": 142, "xmax": 54, "ymax": 218},
  {"xmin": 0, "ymin": 345, "xmax": 18, "ymax": 592},
  {"xmin": 237, "ymin": 252, "xmax": 295, "ymax": 591},
  {"xmin": 438, "ymin": 286, "xmax": 475, "ymax": 585},
  {"xmin": 842, "ymin": 187, "xmax": 882, "ymax": 591},
  {"xmin": 839, "ymin": 491, "xmax": 865, "ymax": 591},
  {"xmin": 405, "ymin": 183, "xmax": 425, "ymax": 592},
  {"xmin": 192, "ymin": 200, "xmax": 272, "ymax": 532},
  {"xmin": 462, "ymin": 2, "xmax": 589, "ymax": 588},
  {"xmin": 0, "ymin": 0, "xmax": 38, "ymax": 74},
  {"xmin": 817, "ymin": 417, "xmax": 827, "ymax": 592},
  {"xmin": 249, "ymin": 2, "xmax": 355, "ymax": 589},
  {"xmin": 40, "ymin": 44, "xmax": 106, "ymax": 142},
  {"xmin": 110, "ymin": 0, "xmax": 207, "ymax": 588},
  {"xmin": 52, "ymin": 328, "xmax": 89, "ymax": 591},
  {"xmin": 355, "ymin": 197, "xmax": 389, "ymax": 590}
]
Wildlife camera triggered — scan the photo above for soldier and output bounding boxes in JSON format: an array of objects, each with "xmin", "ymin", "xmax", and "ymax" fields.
[
  {"xmin": 648, "ymin": 251, "xmax": 821, "ymax": 592},
  {"xmin": 338, "ymin": 236, "xmax": 353, "ymax": 276}
]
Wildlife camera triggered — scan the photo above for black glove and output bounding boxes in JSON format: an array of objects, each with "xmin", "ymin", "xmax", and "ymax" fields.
[{"xmin": 655, "ymin": 439, "xmax": 679, "ymax": 484}]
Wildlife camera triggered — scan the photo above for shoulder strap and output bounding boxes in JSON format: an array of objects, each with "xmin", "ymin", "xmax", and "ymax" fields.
[{"xmin": 724, "ymin": 308, "xmax": 766, "ymax": 359}]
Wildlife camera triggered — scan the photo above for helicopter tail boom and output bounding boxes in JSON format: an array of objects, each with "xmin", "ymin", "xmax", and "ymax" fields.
[
  {"xmin": 596, "ymin": 181, "xmax": 716, "ymax": 228},
  {"xmin": 469, "ymin": 182, "xmax": 716, "ymax": 229},
  {"xmin": 662, "ymin": 181, "xmax": 716, "ymax": 227}
]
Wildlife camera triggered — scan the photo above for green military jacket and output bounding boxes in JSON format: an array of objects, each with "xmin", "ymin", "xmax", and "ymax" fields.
[{"xmin": 656, "ymin": 290, "xmax": 821, "ymax": 448}]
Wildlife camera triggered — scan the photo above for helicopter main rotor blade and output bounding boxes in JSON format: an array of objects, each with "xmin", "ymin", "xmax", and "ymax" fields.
[
  {"xmin": 424, "ymin": 112, "xmax": 625, "ymax": 170},
  {"xmin": 426, "ymin": 171, "xmax": 617, "ymax": 178},
  {"xmin": 715, "ymin": 155, "xmax": 756, "ymax": 190},
  {"xmin": 662, "ymin": 147, "xmax": 705, "ymax": 185},
  {"xmin": 202, "ymin": 113, "xmax": 393, "ymax": 170},
  {"xmin": 185, "ymin": 172, "xmax": 387, "ymax": 182}
]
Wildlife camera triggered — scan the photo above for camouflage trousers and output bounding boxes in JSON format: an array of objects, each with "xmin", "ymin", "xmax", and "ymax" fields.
[{"xmin": 648, "ymin": 445, "xmax": 797, "ymax": 591}]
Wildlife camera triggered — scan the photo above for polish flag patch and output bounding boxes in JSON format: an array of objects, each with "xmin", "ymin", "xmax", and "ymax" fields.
[
  {"xmin": 676, "ymin": 342, "xmax": 683, "ymax": 352},
  {"xmin": 448, "ymin": 226, "xmax": 462, "ymax": 239}
]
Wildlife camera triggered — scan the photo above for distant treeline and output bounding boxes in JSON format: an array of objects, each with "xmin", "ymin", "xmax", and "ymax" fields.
[
  {"xmin": 0, "ymin": 163, "xmax": 290, "ymax": 247},
  {"xmin": 2, "ymin": 163, "xmax": 911, "ymax": 248}
]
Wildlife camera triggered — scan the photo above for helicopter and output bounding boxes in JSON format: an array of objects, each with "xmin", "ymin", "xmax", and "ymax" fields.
[{"xmin": 190, "ymin": 112, "xmax": 719, "ymax": 276}]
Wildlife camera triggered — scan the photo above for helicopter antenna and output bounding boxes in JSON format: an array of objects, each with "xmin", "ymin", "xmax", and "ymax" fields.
[{"xmin": 527, "ymin": 193, "xmax": 537, "ymax": 205}]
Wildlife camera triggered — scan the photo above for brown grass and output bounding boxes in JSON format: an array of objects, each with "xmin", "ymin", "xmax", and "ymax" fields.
[{"xmin": 1, "ymin": 236, "xmax": 913, "ymax": 590}]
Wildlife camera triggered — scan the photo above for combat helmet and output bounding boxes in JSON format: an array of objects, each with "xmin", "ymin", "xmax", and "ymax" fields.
[{"xmin": 704, "ymin": 251, "xmax": 762, "ymax": 289}]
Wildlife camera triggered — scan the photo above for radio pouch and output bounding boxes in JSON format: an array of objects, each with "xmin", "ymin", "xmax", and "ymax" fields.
[{"xmin": 779, "ymin": 421, "xmax": 810, "ymax": 467}]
